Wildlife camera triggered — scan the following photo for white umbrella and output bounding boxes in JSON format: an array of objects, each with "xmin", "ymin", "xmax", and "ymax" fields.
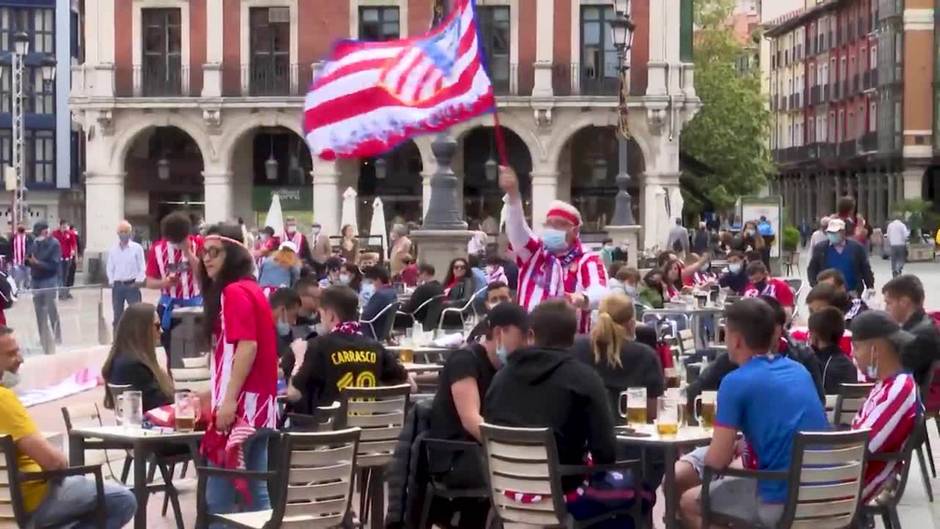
[
  {"xmin": 498, "ymin": 195, "xmax": 509, "ymax": 233},
  {"xmin": 340, "ymin": 187, "xmax": 359, "ymax": 235},
  {"xmin": 264, "ymin": 193, "xmax": 285, "ymax": 239},
  {"xmin": 370, "ymin": 197, "xmax": 389, "ymax": 260}
]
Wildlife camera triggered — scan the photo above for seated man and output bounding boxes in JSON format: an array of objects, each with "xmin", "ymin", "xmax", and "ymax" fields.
[
  {"xmin": 799, "ymin": 282, "xmax": 855, "ymax": 355},
  {"xmin": 427, "ymin": 303, "xmax": 528, "ymax": 528},
  {"xmin": 849, "ymin": 311, "xmax": 919, "ymax": 504},
  {"xmin": 816, "ymin": 268, "xmax": 869, "ymax": 325},
  {"xmin": 808, "ymin": 306, "xmax": 860, "ymax": 394},
  {"xmin": 288, "ymin": 286, "xmax": 407, "ymax": 413},
  {"xmin": 270, "ymin": 287, "xmax": 306, "ymax": 379},
  {"xmin": 0, "ymin": 326, "xmax": 137, "ymax": 528},
  {"xmin": 484, "ymin": 299, "xmax": 616, "ymax": 490},
  {"xmin": 882, "ymin": 274, "xmax": 940, "ymax": 386},
  {"xmin": 400, "ymin": 263, "xmax": 443, "ymax": 328},
  {"xmin": 293, "ymin": 276, "xmax": 322, "ymax": 329},
  {"xmin": 360, "ymin": 266, "xmax": 399, "ymax": 340},
  {"xmin": 717, "ymin": 251, "xmax": 748, "ymax": 295},
  {"xmin": 742, "ymin": 261, "xmax": 794, "ymax": 320},
  {"xmin": 678, "ymin": 298, "xmax": 829, "ymax": 529},
  {"xmin": 466, "ymin": 282, "xmax": 513, "ymax": 343}
]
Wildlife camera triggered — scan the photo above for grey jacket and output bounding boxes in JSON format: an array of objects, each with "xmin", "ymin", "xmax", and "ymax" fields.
[{"xmin": 28, "ymin": 236, "xmax": 61, "ymax": 281}]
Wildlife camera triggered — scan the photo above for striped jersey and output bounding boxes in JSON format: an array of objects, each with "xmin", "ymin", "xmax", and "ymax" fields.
[
  {"xmin": 11, "ymin": 233, "xmax": 27, "ymax": 266},
  {"xmin": 146, "ymin": 237, "xmax": 204, "ymax": 299},
  {"xmin": 851, "ymin": 371, "xmax": 919, "ymax": 503},
  {"xmin": 504, "ymin": 199, "xmax": 607, "ymax": 333}
]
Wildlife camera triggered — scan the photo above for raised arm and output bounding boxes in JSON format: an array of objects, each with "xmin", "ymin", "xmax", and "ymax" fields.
[{"xmin": 499, "ymin": 166, "xmax": 537, "ymax": 263}]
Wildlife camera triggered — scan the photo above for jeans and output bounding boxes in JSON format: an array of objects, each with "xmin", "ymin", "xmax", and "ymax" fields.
[
  {"xmin": 889, "ymin": 245, "xmax": 907, "ymax": 277},
  {"xmin": 11, "ymin": 264, "xmax": 29, "ymax": 291},
  {"xmin": 111, "ymin": 282, "xmax": 142, "ymax": 329},
  {"xmin": 27, "ymin": 475, "xmax": 137, "ymax": 529},
  {"xmin": 59, "ymin": 258, "xmax": 75, "ymax": 298},
  {"xmin": 207, "ymin": 433, "xmax": 272, "ymax": 529},
  {"xmin": 32, "ymin": 276, "xmax": 61, "ymax": 355}
]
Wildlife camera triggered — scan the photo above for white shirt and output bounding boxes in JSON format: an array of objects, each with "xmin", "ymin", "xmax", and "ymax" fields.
[
  {"xmin": 106, "ymin": 239, "xmax": 146, "ymax": 284},
  {"xmin": 885, "ymin": 220, "xmax": 910, "ymax": 247}
]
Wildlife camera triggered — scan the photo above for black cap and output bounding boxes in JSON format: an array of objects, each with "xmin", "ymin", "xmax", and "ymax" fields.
[
  {"xmin": 33, "ymin": 222, "xmax": 48, "ymax": 235},
  {"xmin": 487, "ymin": 303, "xmax": 529, "ymax": 332},
  {"xmin": 850, "ymin": 310, "xmax": 916, "ymax": 350}
]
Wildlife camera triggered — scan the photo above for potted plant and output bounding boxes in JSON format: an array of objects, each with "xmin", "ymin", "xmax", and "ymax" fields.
[
  {"xmin": 898, "ymin": 199, "xmax": 936, "ymax": 262},
  {"xmin": 781, "ymin": 225, "xmax": 800, "ymax": 253}
]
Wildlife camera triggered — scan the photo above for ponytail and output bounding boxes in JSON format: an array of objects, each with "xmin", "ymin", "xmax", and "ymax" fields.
[{"xmin": 591, "ymin": 312, "xmax": 625, "ymax": 369}]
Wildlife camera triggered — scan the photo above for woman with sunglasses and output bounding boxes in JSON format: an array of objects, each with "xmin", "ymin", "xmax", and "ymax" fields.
[
  {"xmin": 101, "ymin": 302, "xmax": 174, "ymax": 412},
  {"xmin": 431, "ymin": 257, "xmax": 475, "ymax": 327},
  {"xmin": 198, "ymin": 223, "xmax": 279, "ymax": 522}
]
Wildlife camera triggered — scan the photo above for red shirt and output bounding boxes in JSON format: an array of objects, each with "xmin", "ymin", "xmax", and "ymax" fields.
[
  {"xmin": 52, "ymin": 229, "xmax": 78, "ymax": 259},
  {"xmin": 743, "ymin": 277, "xmax": 795, "ymax": 307},
  {"xmin": 210, "ymin": 278, "xmax": 279, "ymax": 429},
  {"xmin": 146, "ymin": 236, "xmax": 204, "ymax": 299}
]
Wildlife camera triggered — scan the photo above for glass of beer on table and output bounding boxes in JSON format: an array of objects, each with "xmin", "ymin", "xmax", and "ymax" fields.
[
  {"xmin": 664, "ymin": 367, "xmax": 680, "ymax": 388},
  {"xmin": 656, "ymin": 396, "xmax": 679, "ymax": 435},
  {"xmin": 174, "ymin": 391, "xmax": 196, "ymax": 432},
  {"xmin": 619, "ymin": 387, "xmax": 647, "ymax": 426},
  {"xmin": 695, "ymin": 390, "xmax": 717, "ymax": 430}
]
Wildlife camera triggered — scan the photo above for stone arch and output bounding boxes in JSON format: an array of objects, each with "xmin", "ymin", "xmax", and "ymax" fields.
[
  {"xmin": 217, "ymin": 112, "xmax": 306, "ymax": 171},
  {"xmin": 545, "ymin": 111, "xmax": 654, "ymax": 173},
  {"xmin": 460, "ymin": 125, "xmax": 533, "ymax": 225},
  {"xmin": 110, "ymin": 112, "xmax": 212, "ymax": 172},
  {"xmin": 450, "ymin": 112, "xmax": 545, "ymax": 164}
]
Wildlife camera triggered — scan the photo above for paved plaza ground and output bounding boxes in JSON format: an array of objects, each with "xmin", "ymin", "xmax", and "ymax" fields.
[{"xmin": 17, "ymin": 250, "xmax": 940, "ymax": 528}]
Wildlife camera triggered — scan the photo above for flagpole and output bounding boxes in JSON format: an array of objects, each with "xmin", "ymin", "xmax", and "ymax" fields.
[{"xmin": 491, "ymin": 110, "xmax": 509, "ymax": 167}]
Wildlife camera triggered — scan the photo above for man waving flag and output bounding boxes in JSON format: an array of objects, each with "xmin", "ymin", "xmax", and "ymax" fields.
[{"xmin": 303, "ymin": 0, "xmax": 494, "ymax": 160}]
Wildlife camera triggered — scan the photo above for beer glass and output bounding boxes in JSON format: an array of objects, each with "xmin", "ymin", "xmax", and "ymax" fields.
[
  {"xmin": 695, "ymin": 391, "xmax": 717, "ymax": 430},
  {"xmin": 174, "ymin": 391, "xmax": 196, "ymax": 432},
  {"xmin": 656, "ymin": 396, "xmax": 679, "ymax": 436},
  {"xmin": 117, "ymin": 391, "xmax": 143, "ymax": 428},
  {"xmin": 664, "ymin": 367, "xmax": 680, "ymax": 388},
  {"xmin": 618, "ymin": 387, "xmax": 647, "ymax": 426}
]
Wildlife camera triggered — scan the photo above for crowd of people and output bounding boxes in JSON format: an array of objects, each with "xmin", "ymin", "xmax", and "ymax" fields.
[{"xmin": 1, "ymin": 175, "xmax": 939, "ymax": 528}]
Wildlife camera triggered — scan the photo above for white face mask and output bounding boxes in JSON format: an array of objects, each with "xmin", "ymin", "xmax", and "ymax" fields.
[
  {"xmin": 1, "ymin": 369, "xmax": 20, "ymax": 388},
  {"xmin": 865, "ymin": 346, "xmax": 879, "ymax": 379}
]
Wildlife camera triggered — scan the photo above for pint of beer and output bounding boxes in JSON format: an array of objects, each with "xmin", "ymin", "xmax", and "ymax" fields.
[
  {"xmin": 656, "ymin": 396, "xmax": 679, "ymax": 435},
  {"xmin": 174, "ymin": 391, "xmax": 196, "ymax": 432},
  {"xmin": 694, "ymin": 391, "xmax": 717, "ymax": 430},
  {"xmin": 664, "ymin": 367, "xmax": 680, "ymax": 389},
  {"xmin": 618, "ymin": 387, "xmax": 647, "ymax": 426}
]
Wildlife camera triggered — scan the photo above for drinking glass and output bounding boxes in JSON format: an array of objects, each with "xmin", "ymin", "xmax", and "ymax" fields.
[
  {"xmin": 656, "ymin": 396, "xmax": 679, "ymax": 436},
  {"xmin": 618, "ymin": 387, "xmax": 647, "ymax": 426},
  {"xmin": 694, "ymin": 390, "xmax": 717, "ymax": 430},
  {"xmin": 118, "ymin": 391, "xmax": 143, "ymax": 429},
  {"xmin": 174, "ymin": 391, "xmax": 196, "ymax": 432},
  {"xmin": 664, "ymin": 367, "xmax": 680, "ymax": 388}
]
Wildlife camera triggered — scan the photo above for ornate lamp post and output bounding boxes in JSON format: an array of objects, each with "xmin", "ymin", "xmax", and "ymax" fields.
[{"xmin": 609, "ymin": 1, "xmax": 636, "ymax": 226}]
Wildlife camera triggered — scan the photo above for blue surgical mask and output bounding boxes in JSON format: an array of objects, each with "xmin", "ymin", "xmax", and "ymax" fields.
[
  {"xmin": 541, "ymin": 228, "xmax": 568, "ymax": 252},
  {"xmin": 0, "ymin": 369, "xmax": 20, "ymax": 388},
  {"xmin": 361, "ymin": 282, "xmax": 376, "ymax": 300},
  {"xmin": 338, "ymin": 273, "xmax": 351, "ymax": 285},
  {"xmin": 728, "ymin": 263, "xmax": 742, "ymax": 274},
  {"xmin": 118, "ymin": 233, "xmax": 131, "ymax": 243},
  {"xmin": 865, "ymin": 346, "xmax": 878, "ymax": 379},
  {"xmin": 827, "ymin": 232, "xmax": 843, "ymax": 245},
  {"xmin": 496, "ymin": 343, "xmax": 509, "ymax": 367},
  {"xmin": 276, "ymin": 319, "xmax": 290, "ymax": 336}
]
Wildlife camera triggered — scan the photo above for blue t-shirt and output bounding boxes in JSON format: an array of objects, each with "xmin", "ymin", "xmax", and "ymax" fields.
[
  {"xmin": 824, "ymin": 244, "xmax": 859, "ymax": 293},
  {"xmin": 716, "ymin": 355, "xmax": 830, "ymax": 503}
]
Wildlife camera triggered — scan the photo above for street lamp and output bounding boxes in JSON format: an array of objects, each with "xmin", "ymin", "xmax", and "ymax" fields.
[
  {"xmin": 40, "ymin": 57, "xmax": 56, "ymax": 83},
  {"xmin": 375, "ymin": 157, "xmax": 387, "ymax": 180},
  {"xmin": 9, "ymin": 32, "xmax": 31, "ymax": 231},
  {"xmin": 484, "ymin": 157, "xmax": 498, "ymax": 182},
  {"xmin": 12, "ymin": 32, "xmax": 28, "ymax": 56},
  {"xmin": 157, "ymin": 157, "xmax": 171, "ymax": 180},
  {"xmin": 265, "ymin": 135, "xmax": 278, "ymax": 181},
  {"xmin": 608, "ymin": 2, "xmax": 636, "ymax": 226}
]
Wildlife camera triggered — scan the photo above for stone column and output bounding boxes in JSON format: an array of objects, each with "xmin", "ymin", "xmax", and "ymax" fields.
[
  {"xmin": 421, "ymin": 170, "xmax": 433, "ymax": 217},
  {"xmin": 83, "ymin": 0, "xmax": 115, "ymax": 96},
  {"xmin": 203, "ymin": 171, "xmax": 233, "ymax": 223},
  {"xmin": 646, "ymin": 0, "xmax": 667, "ymax": 95},
  {"xmin": 887, "ymin": 171, "xmax": 897, "ymax": 217},
  {"xmin": 85, "ymin": 173, "xmax": 125, "ymax": 254},
  {"xmin": 857, "ymin": 173, "xmax": 867, "ymax": 220},
  {"xmin": 202, "ymin": 0, "xmax": 224, "ymax": 97},
  {"xmin": 530, "ymin": 171, "xmax": 558, "ymax": 230},
  {"xmin": 312, "ymin": 160, "xmax": 341, "ymax": 237},
  {"xmin": 866, "ymin": 172, "xmax": 876, "ymax": 226},
  {"xmin": 902, "ymin": 167, "xmax": 923, "ymax": 200},
  {"xmin": 643, "ymin": 172, "xmax": 681, "ymax": 251},
  {"xmin": 834, "ymin": 173, "xmax": 843, "ymax": 204},
  {"xmin": 532, "ymin": 0, "xmax": 554, "ymax": 98},
  {"xmin": 873, "ymin": 173, "xmax": 884, "ymax": 226}
]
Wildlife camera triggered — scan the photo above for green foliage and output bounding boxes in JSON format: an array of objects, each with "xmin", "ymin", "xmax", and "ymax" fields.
[
  {"xmin": 680, "ymin": 0, "xmax": 772, "ymax": 212},
  {"xmin": 782, "ymin": 225, "xmax": 800, "ymax": 252},
  {"xmin": 898, "ymin": 199, "xmax": 936, "ymax": 241}
]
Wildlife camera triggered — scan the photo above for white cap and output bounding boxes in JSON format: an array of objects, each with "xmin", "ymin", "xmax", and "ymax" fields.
[
  {"xmin": 826, "ymin": 218, "xmax": 846, "ymax": 233},
  {"xmin": 279, "ymin": 241, "xmax": 298, "ymax": 252}
]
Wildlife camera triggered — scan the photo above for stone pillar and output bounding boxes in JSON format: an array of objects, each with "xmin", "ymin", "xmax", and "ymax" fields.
[
  {"xmin": 866, "ymin": 172, "xmax": 876, "ymax": 226},
  {"xmin": 646, "ymin": 0, "xmax": 667, "ymax": 95},
  {"xmin": 857, "ymin": 173, "xmax": 867, "ymax": 220},
  {"xmin": 643, "ymin": 172, "xmax": 681, "ymax": 251},
  {"xmin": 530, "ymin": 171, "xmax": 558, "ymax": 230},
  {"xmin": 203, "ymin": 171, "xmax": 233, "ymax": 223},
  {"xmin": 202, "ymin": 0, "xmax": 223, "ymax": 97},
  {"xmin": 532, "ymin": 0, "xmax": 554, "ymax": 98},
  {"xmin": 887, "ymin": 171, "xmax": 897, "ymax": 216},
  {"xmin": 605, "ymin": 225, "xmax": 642, "ymax": 268},
  {"xmin": 834, "ymin": 173, "xmax": 843, "ymax": 204},
  {"xmin": 312, "ymin": 160, "xmax": 341, "ymax": 237},
  {"xmin": 902, "ymin": 167, "xmax": 923, "ymax": 200},
  {"xmin": 85, "ymin": 173, "xmax": 125, "ymax": 254},
  {"xmin": 421, "ymin": 170, "xmax": 433, "ymax": 217}
]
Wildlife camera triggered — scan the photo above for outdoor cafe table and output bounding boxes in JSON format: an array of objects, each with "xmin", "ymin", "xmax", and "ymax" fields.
[
  {"xmin": 616, "ymin": 424, "xmax": 713, "ymax": 529},
  {"xmin": 643, "ymin": 305, "xmax": 726, "ymax": 351},
  {"xmin": 403, "ymin": 362, "xmax": 443, "ymax": 374},
  {"xmin": 68, "ymin": 425, "xmax": 203, "ymax": 529},
  {"xmin": 385, "ymin": 344, "xmax": 455, "ymax": 363}
]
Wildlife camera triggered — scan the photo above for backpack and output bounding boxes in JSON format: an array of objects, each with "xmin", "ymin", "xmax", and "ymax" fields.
[
  {"xmin": 0, "ymin": 270, "xmax": 15, "ymax": 309},
  {"xmin": 758, "ymin": 220, "xmax": 774, "ymax": 237}
]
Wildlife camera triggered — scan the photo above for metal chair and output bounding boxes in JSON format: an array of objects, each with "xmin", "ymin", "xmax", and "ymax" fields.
[
  {"xmin": 197, "ymin": 428, "xmax": 361, "ymax": 529},
  {"xmin": 360, "ymin": 301, "xmax": 401, "ymax": 341},
  {"xmin": 783, "ymin": 252, "xmax": 800, "ymax": 276},
  {"xmin": 702, "ymin": 429, "xmax": 870, "ymax": 529},
  {"xmin": 832, "ymin": 382, "xmax": 874, "ymax": 429},
  {"xmin": 60, "ymin": 402, "xmax": 128, "ymax": 483},
  {"xmin": 286, "ymin": 402, "xmax": 343, "ymax": 432},
  {"xmin": 396, "ymin": 294, "xmax": 446, "ymax": 329},
  {"xmin": 438, "ymin": 286, "xmax": 488, "ymax": 331},
  {"xmin": 480, "ymin": 423, "xmax": 645, "ymax": 528},
  {"xmin": 0, "ymin": 434, "xmax": 107, "ymax": 529},
  {"xmin": 337, "ymin": 384, "xmax": 411, "ymax": 529},
  {"xmin": 173, "ymin": 355, "xmax": 211, "ymax": 393},
  {"xmin": 418, "ymin": 438, "xmax": 491, "ymax": 529},
  {"xmin": 860, "ymin": 415, "xmax": 927, "ymax": 529}
]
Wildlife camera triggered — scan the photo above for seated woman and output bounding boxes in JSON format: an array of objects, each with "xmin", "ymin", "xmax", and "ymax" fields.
[
  {"xmin": 433, "ymin": 257, "xmax": 476, "ymax": 327},
  {"xmin": 662, "ymin": 259, "xmax": 693, "ymax": 302},
  {"xmin": 258, "ymin": 241, "xmax": 301, "ymax": 290},
  {"xmin": 101, "ymin": 302, "xmax": 174, "ymax": 412},
  {"xmin": 638, "ymin": 269, "xmax": 666, "ymax": 309}
]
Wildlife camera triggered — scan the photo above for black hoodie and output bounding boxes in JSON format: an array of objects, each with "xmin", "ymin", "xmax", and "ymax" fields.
[
  {"xmin": 814, "ymin": 344, "xmax": 860, "ymax": 395},
  {"xmin": 483, "ymin": 346, "xmax": 616, "ymax": 488}
]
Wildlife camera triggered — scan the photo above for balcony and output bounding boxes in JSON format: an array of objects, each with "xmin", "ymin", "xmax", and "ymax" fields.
[
  {"xmin": 781, "ymin": 96, "xmax": 789, "ymax": 111},
  {"xmin": 837, "ymin": 140, "xmax": 858, "ymax": 158},
  {"xmin": 551, "ymin": 64, "xmax": 619, "ymax": 97},
  {"xmin": 851, "ymin": 75, "xmax": 860, "ymax": 94},
  {"xmin": 487, "ymin": 63, "xmax": 518, "ymax": 95},
  {"xmin": 823, "ymin": 84, "xmax": 830, "ymax": 101},
  {"xmin": 810, "ymin": 85, "xmax": 821, "ymax": 105},
  {"xmin": 863, "ymin": 70, "xmax": 871, "ymax": 90},
  {"xmin": 242, "ymin": 63, "xmax": 300, "ymax": 96},
  {"xmin": 859, "ymin": 131, "xmax": 878, "ymax": 152},
  {"xmin": 872, "ymin": 69, "xmax": 879, "ymax": 87},
  {"xmin": 832, "ymin": 82, "xmax": 841, "ymax": 100},
  {"xmin": 114, "ymin": 65, "xmax": 191, "ymax": 97}
]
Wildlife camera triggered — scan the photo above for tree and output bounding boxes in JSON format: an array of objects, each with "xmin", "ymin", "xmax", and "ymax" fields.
[{"xmin": 680, "ymin": 0, "xmax": 772, "ymax": 213}]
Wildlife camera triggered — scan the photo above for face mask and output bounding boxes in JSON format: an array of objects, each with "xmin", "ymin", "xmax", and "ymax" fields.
[
  {"xmin": 603, "ymin": 244, "xmax": 613, "ymax": 251},
  {"xmin": 259, "ymin": 234, "xmax": 269, "ymax": 242},
  {"xmin": 495, "ymin": 332, "xmax": 509, "ymax": 366},
  {"xmin": 312, "ymin": 227, "xmax": 321, "ymax": 236},
  {"xmin": 286, "ymin": 225, "xmax": 296, "ymax": 234},
  {"xmin": 338, "ymin": 274, "xmax": 351, "ymax": 285},
  {"xmin": 865, "ymin": 346, "xmax": 878, "ymax": 379},
  {"xmin": 541, "ymin": 228, "xmax": 568, "ymax": 252},
  {"xmin": 623, "ymin": 285, "xmax": 638, "ymax": 298},
  {"xmin": 314, "ymin": 322, "xmax": 327, "ymax": 336},
  {"xmin": 827, "ymin": 232, "xmax": 843, "ymax": 245},
  {"xmin": 16, "ymin": 228, "xmax": 24, "ymax": 234},
  {"xmin": 361, "ymin": 282, "xmax": 376, "ymax": 298},
  {"xmin": 746, "ymin": 229, "xmax": 755, "ymax": 236},
  {"xmin": 728, "ymin": 263, "xmax": 742, "ymax": 274},
  {"xmin": 1, "ymin": 370, "xmax": 20, "ymax": 388},
  {"xmin": 276, "ymin": 319, "xmax": 290, "ymax": 336},
  {"xmin": 118, "ymin": 233, "xmax": 131, "ymax": 243},
  {"xmin": 168, "ymin": 241, "xmax": 179, "ymax": 250}
]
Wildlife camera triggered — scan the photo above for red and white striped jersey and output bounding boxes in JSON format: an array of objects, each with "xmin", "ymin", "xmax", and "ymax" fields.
[
  {"xmin": 146, "ymin": 237, "xmax": 204, "ymax": 299},
  {"xmin": 11, "ymin": 233, "xmax": 27, "ymax": 266},
  {"xmin": 504, "ymin": 198, "xmax": 607, "ymax": 333},
  {"xmin": 851, "ymin": 371, "xmax": 919, "ymax": 503}
]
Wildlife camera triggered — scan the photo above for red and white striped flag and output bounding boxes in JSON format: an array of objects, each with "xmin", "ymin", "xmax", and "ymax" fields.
[{"xmin": 303, "ymin": 0, "xmax": 494, "ymax": 160}]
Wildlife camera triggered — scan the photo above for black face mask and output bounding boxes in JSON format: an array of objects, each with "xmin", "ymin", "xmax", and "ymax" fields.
[{"xmin": 16, "ymin": 228, "xmax": 24, "ymax": 234}]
